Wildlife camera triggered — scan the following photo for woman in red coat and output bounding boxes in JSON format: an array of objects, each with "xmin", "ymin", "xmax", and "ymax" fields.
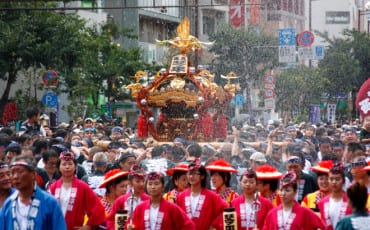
[
  {"xmin": 318, "ymin": 163, "xmax": 352, "ymax": 230},
  {"xmin": 176, "ymin": 158, "xmax": 228, "ymax": 230},
  {"xmin": 205, "ymin": 159, "xmax": 238, "ymax": 205},
  {"xmin": 49, "ymin": 151, "xmax": 105, "ymax": 230},
  {"xmin": 231, "ymin": 168, "xmax": 273, "ymax": 230},
  {"xmin": 262, "ymin": 171, "xmax": 325, "ymax": 230},
  {"xmin": 127, "ymin": 172, "xmax": 195, "ymax": 230}
]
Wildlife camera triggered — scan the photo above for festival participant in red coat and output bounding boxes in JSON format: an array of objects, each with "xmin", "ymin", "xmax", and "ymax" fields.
[
  {"xmin": 255, "ymin": 164, "xmax": 283, "ymax": 206},
  {"xmin": 318, "ymin": 163, "xmax": 352, "ymax": 230},
  {"xmin": 205, "ymin": 159, "xmax": 238, "ymax": 205},
  {"xmin": 262, "ymin": 171, "xmax": 325, "ymax": 230},
  {"xmin": 163, "ymin": 163, "xmax": 189, "ymax": 203},
  {"xmin": 176, "ymin": 158, "xmax": 228, "ymax": 230},
  {"xmin": 107, "ymin": 165, "xmax": 150, "ymax": 230},
  {"xmin": 231, "ymin": 168, "xmax": 273, "ymax": 230},
  {"xmin": 127, "ymin": 172, "xmax": 195, "ymax": 230},
  {"xmin": 301, "ymin": 160, "xmax": 332, "ymax": 213},
  {"xmin": 49, "ymin": 151, "xmax": 105, "ymax": 230}
]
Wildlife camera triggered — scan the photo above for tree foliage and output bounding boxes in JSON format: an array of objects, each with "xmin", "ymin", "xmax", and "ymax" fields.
[
  {"xmin": 317, "ymin": 29, "xmax": 370, "ymax": 94},
  {"xmin": 209, "ymin": 24, "xmax": 278, "ymax": 88},
  {"xmin": 275, "ymin": 65, "xmax": 326, "ymax": 122},
  {"xmin": 0, "ymin": 2, "xmax": 161, "ymax": 121},
  {"xmin": 0, "ymin": 2, "xmax": 87, "ymax": 113}
]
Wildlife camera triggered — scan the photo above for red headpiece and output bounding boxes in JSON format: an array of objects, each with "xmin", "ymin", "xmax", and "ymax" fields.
[
  {"xmin": 242, "ymin": 168, "xmax": 257, "ymax": 178},
  {"xmin": 356, "ymin": 78, "xmax": 370, "ymax": 118},
  {"xmin": 188, "ymin": 158, "xmax": 202, "ymax": 173},
  {"xmin": 256, "ymin": 164, "xmax": 283, "ymax": 179},
  {"xmin": 329, "ymin": 163, "xmax": 345, "ymax": 175},
  {"xmin": 310, "ymin": 160, "xmax": 334, "ymax": 174},
  {"xmin": 280, "ymin": 171, "xmax": 297, "ymax": 188},
  {"xmin": 59, "ymin": 151, "xmax": 75, "ymax": 161},
  {"xmin": 147, "ymin": 172, "xmax": 163, "ymax": 180},
  {"xmin": 99, "ymin": 169, "xmax": 129, "ymax": 188},
  {"xmin": 166, "ymin": 163, "xmax": 189, "ymax": 176},
  {"xmin": 129, "ymin": 165, "xmax": 146, "ymax": 179},
  {"xmin": 205, "ymin": 159, "xmax": 238, "ymax": 173}
]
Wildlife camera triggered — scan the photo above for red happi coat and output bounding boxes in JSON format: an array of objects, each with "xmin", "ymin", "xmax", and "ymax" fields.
[
  {"xmin": 49, "ymin": 176, "xmax": 105, "ymax": 230},
  {"xmin": 176, "ymin": 188, "xmax": 228, "ymax": 230},
  {"xmin": 318, "ymin": 194, "xmax": 352, "ymax": 230},
  {"xmin": 262, "ymin": 201, "xmax": 325, "ymax": 230},
  {"xmin": 107, "ymin": 191, "xmax": 150, "ymax": 230},
  {"xmin": 128, "ymin": 198, "xmax": 195, "ymax": 230},
  {"xmin": 231, "ymin": 194, "xmax": 273, "ymax": 230}
]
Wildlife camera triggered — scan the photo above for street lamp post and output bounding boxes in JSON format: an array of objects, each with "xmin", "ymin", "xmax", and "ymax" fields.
[{"xmin": 308, "ymin": 0, "xmax": 319, "ymax": 67}]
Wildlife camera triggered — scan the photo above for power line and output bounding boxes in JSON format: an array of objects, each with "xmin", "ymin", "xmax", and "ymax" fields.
[{"xmin": 0, "ymin": 3, "xmax": 265, "ymax": 11}]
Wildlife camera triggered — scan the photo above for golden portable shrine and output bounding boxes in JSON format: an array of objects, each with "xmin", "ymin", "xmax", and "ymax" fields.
[{"xmin": 126, "ymin": 17, "xmax": 240, "ymax": 142}]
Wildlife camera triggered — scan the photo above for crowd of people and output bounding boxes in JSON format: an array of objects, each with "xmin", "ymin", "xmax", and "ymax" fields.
[{"xmin": 1, "ymin": 107, "xmax": 370, "ymax": 229}]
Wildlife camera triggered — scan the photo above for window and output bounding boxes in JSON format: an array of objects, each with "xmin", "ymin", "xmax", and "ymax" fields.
[{"xmin": 203, "ymin": 16, "xmax": 215, "ymax": 35}]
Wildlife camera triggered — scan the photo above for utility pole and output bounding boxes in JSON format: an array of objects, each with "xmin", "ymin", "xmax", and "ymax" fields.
[{"xmin": 194, "ymin": 0, "xmax": 199, "ymax": 67}]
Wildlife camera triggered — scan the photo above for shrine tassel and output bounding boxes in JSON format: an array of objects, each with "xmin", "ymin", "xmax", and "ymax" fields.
[
  {"xmin": 201, "ymin": 112, "xmax": 213, "ymax": 138},
  {"xmin": 215, "ymin": 113, "xmax": 227, "ymax": 138},
  {"xmin": 137, "ymin": 113, "xmax": 148, "ymax": 138},
  {"xmin": 223, "ymin": 207, "xmax": 238, "ymax": 230}
]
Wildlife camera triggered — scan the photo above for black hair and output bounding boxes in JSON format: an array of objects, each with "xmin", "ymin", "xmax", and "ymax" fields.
[
  {"xmin": 347, "ymin": 183, "xmax": 368, "ymax": 212},
  {"xmin": 10, "ymin": 155, "xmax": 36, "ymax": 172},
  {"xmin": 188, "ymin": 161, "xmax": 207, "ymax": 188},
  {"xmin": 332, "ymin": 140, "xmax": 344, "ymax": 149},
  {"xmin": 187, "ymin": 143, "xmax": 202, "ymax": 158},
  {"xmin": 32, "ymin": 139, "xmax": 48, "ymax": 155},
  {"xmin": 171, "ymin": 146, "xmax": 185, "ymax": 161},
  {"xmin": 319, "ymin": 136, "xmax": 332, "ymax": 145},
  {"xmin": 0, "ymin": 133, "xmax": 11, "ymax": 147},
  {"xmin": 42, "ymin": 149, "xmax": 59, "ymax": 162},
  {"xmin": 260, "ymin": 179, "xmax": 279, "ymax": 192},
  {"xmin": 16, "ymin": 134, "xmax": 31, "ymax": 145},
  {"xmin": 322, "ymin": 153, "xmax": 338, "ymax": 162},
  {"xmin": 54, "ymin": 128, "xmax": 68, "ymax": 139},
  {"xmin": 210, "ymin": 171, "xmax": 231, "ymax": 187},
  {"xmin": 107, "ymin": 141, "xmax": 128, "ymax": 149},
  {"xmin": 6, "ymin": 145, "xmax": 21, "ymax": 155},
  {"xmin": 26, "ymin": 107, "xmax": 40, "ymax": 119},
  {"xmin": 106, "ymin": 174, "xmax": 129, "ymax": 194},
  {"xmin": 0, "ymin": 127, "xmax": 14, "ymax": 137},
  {"xmin": 151, "ymin": 145, "xmax": 164, "ymax": 158},
  {"xmin": 171, "ymin": 170, "xmax": 187, "ymax": 189},
  {"xmin": 316, "ymin": 127, "xmax": 327, "ymax": 137},
  {"xmin": 347, "ymin": 142, "xmax": 365, "ymax": 154},
  {"xmin": 119, "ymin": 153, "xmax": 136, "ymax": 163}
]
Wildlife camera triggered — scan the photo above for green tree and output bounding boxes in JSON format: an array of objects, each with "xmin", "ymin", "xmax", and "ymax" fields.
[
  {"xmin": 317, "ymin": 29, "xmax": 370, "ymax": 118},
  {"xmin": 275, "ymin": 65, "xmax": 326, "ymax": 122},
  {"xmin": 208, "ymin": 24, "xmax": 278, "ymax": 117},
  {"xmin": 0, "ymin": 2, "xmax": 87, "ymax": 115},
  {"xmin": 209, "ymin": 24, "xmax": 278, "ymax": 88}
]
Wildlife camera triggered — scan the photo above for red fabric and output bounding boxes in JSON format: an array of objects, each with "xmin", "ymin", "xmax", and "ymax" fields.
[
  {"xmin": 176, "ymin": 188, "xmax": 228, "ymax": 230},
  {"xmin": 262, "ymin": 202, "xmax": 325, "ymax": 230},
  {"xmin": 107, "ymin": 191, "xmax": 150, "ymax": 230},
  {"xmin": 49, "ymin": 177, "xmax": 106, "ymax": 230},
  {"xmin": 231, "ymin": 195, "xmax": 273, "ymax": 230},
  {"xmin": 318, "ymin": 194, "xmax": 352, "ymax": 230},
  {"xmin": 201, "ymin": 112, "xmax": 214, "ymax": 138},
  {"xmin": 214, "ymin": 113, "xmax": 227, "ymax": 138},
  {"xmin": 356, "ymin": 78, "xmax": 370, "ymax": 118},
  {"xmin": 129, "ymin": 198, "xmax": 195, "ymax": 230},
  {"xmin": 137, "ymin": 113, "xmax": 148, "ymax": 138}
]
